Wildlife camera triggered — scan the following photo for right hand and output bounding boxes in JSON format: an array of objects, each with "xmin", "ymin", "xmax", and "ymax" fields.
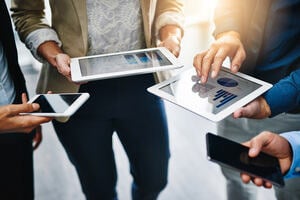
[
  {"xmin": 37, "ymin": 41, "xmax": 72, "ymax": 82},
  {"xmin": 240, "ymin": 131, "xmax": 292, "ymax": 188},
  {"xmin": 0, "ymin": 94, "xmax": 52, "ymax": 134},
  {"xmin": 193, "ymin": 31, "xmax": 246, "ymax": 83},
  {"xmin": 54, "ymin": 53, "xmax": 72, "ymax": 82}
]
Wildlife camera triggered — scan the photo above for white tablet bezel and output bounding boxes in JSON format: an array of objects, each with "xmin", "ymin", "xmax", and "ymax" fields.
[
  {"xmin": 147, "ymin": 67, "xmax": 272, "ymax": 122},
  {"xmin": 70, "ymin": 47, "xmax": 183, "ymax": 82},
  {"xmin": 22, "ymin": 93, "xmax": 90, "ymax": 117}
]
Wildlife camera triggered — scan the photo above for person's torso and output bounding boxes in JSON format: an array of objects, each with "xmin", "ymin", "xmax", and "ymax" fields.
[
  {"xmin": 255, "ymin": 0, "xmax": 300, "ymax": 83},
  {"xmin": 0, "ymin": 41, "xmax": 15, "ymax": 105},
  {"xmin": 86, "ymin": 0, "xmax": 146, "ymax": 55}
]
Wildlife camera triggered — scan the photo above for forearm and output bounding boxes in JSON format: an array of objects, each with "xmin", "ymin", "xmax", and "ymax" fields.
[{"xmin": 264, "ymin": 69, "xmax": 300, "ymax": 117}]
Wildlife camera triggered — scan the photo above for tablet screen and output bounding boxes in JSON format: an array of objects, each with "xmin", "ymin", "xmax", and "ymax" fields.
[
  {"xmin": 158, "ymin": 69, "xmax": 261, "ymax": 114},
  {"xmin": 32, "ymin": 94, "xmax": 82, "ymax": 113},
  {"xmin": 78, "ymin": 49, "xmax": 172, "ymax": 76}
]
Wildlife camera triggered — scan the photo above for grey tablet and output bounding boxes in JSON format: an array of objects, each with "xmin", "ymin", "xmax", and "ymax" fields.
[
  {"xmin": 71, "ymin": 47, "xmax": 183, "ymax": 82},
  {"xmin": 147, "ymin": 67, "xmax": 272, "ymax": 122}
]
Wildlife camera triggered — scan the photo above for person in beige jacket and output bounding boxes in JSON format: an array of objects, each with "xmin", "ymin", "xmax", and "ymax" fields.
[{"xmin": 11, "ymin": 0, "xmax": 184, "ymax": 199}]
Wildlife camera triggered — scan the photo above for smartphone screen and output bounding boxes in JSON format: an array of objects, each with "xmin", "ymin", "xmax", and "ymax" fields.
[
  {"xmin": 32, "ymin": 94, "xmax": 82, "ymax": 113},
  {"xmin": 206, "ymin": 132, "xmax": 284, "ymax": 187}
]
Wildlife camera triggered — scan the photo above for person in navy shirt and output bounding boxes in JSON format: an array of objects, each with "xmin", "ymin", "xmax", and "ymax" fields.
[{"xmin": 193, "ymin": 0, "xmax": 300, "ymax": 199}]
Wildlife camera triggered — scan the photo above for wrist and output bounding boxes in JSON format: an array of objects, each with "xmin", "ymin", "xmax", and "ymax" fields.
[
  {"xmin": 216, "ymin": 31, "xmax": 241, "ymax": 40},
  {"xmin": 37, "ymin": 41, "xmax": 63, "ymax": 67},
  {"xmin": 260, "ymin": 97, "xmax": 272, "ymax": 117}
]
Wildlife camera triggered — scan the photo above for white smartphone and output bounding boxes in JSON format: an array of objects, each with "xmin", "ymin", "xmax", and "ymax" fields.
[{"xmin": 22, "ymin": 93, "xmax": 90, "ymax": 118}]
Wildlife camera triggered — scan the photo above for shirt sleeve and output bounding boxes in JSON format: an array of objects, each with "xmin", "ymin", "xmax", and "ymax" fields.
[
  {"xmin": 281, "ymin": 131, "xmax": 300, "ymax": 179},
  {"xmin": 263, "ymin": 68, "xmax": 300, "ymax": 117},
  {"xmin": 25, "ymin": 28, "xmax": 62, "ymax": 63}
]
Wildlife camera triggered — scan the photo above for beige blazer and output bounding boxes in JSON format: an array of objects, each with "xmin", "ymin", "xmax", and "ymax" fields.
[{"xmin": 11, "ymin": 0, "xmax": 184, "ymax": 93}]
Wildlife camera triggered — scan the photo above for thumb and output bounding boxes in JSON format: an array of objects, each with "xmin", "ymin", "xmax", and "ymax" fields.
[
  {"xmin": 8, "ymin": 103, "xmax": 40, "ymax": 115},
  {"xmin": 248, "ymin": 137, "xmax": 263, "ymax": 157}
]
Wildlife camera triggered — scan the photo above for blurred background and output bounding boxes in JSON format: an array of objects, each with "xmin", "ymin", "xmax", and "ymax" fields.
[{"xmin": 6, "ymin": 0, "xmax": 276, "ymax": 199}]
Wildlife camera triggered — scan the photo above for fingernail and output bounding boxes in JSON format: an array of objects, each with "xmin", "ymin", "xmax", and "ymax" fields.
[
  {"xmin": 211, "ymin": 70, "xmax": 217, "ymax": 78},
  {"xmin": 249, "ymin": 148, "xmax": 257, "ymax": 155},
  {"xmin": 232, "ymin": 65, "xmax": 239, "ymax": 72}
]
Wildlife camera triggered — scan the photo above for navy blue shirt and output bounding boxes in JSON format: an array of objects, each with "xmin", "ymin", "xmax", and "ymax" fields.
[{"xmin": 255, "ymin": 0, "xmax": 300, "ymax": 116}]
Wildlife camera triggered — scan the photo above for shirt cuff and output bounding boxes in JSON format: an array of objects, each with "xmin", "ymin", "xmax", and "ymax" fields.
[
  {"xmin": 281, "ymin": 131, "xmax": 300, "ymax": 179},
  {"xmin": 155, "ymin": 11, "xmax": 184, "ymax": 42},
  {"xmin": 25, "ymin": 28, "xmax": 62, "ymax": 63}
]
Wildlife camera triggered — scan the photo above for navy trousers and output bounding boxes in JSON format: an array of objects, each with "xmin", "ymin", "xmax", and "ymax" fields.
[{"xmin": 53, "ymin": 74, "xmax": 170, "ymax": 200}]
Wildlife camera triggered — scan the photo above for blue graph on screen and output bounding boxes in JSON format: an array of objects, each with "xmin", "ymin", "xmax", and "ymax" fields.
[{"xmin": 213, "ymin": 89, "xmax": 238, "ymax": 108}]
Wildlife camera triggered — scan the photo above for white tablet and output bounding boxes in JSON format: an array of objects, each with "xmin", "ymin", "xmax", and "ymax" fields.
[
  {"xmin": 70, "ymin": 47, "xmax": 183, "ymax": 82},
  {"xmin": 22, "ymin": 93, "xmax": 90, "ymax": 118},
  {"xmin": 147, "ymin": 67, "xmax": 272, "ymax": 122}
]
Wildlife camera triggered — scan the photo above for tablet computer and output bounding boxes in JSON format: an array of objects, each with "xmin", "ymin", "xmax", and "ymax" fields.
[
  {"xmin": 21, "ymin": 93, "xmax": 90, "ymax": 118},
  {"xmin": 147, "ymin": 67, "xmax": 272, "ymax": 122},
  {"xmin": 206, "ymin": 132, "xmax": 284, "ymax": 187},
  {"xmin": 70, "ymin": 47, "xmax": 183, "ymax": 82}
]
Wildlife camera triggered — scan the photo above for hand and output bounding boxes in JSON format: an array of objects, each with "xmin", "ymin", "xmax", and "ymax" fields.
[
  {"xmin": 240, "ymin": 131, "xmax": 292, "ymax": 188},
  {"xmin": 233, "ymin": 96, "xmax": 271, "ymax": 119},
  {"xmin": 158, "ymin": 24, "xmax": 182, "ymax": 58},
  {"xmin": 193, "ymin": 31, "xmax": 246, "ymax": 83},
  {"xmin": 33, "ymin": 125, "xmax": 42, "ymax": 150},
  {"xmin": 0, "ymin": 94, "xmax": 52, "ymax": 134},
  {"xmin": 37, "ymin": 41, "xmax": 72, "ymax": 82},
  {"xmin": 55, "ymin": 53, "xmax": 72, "ymax": 82},
  {"xmin": 158, "ymin": 35, "xmax": 181, "ymax": 58}
]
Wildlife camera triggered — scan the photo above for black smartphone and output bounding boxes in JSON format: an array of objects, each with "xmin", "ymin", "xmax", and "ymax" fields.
[{"xmin": 206, "ymin": 132, "xmax": 285, "ymax": 187}]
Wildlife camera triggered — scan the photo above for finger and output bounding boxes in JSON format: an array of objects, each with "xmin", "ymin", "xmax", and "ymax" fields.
[
  {"xmin": 253, "ymin": 178, "xmax": 264, "ymax": 187},
  {"xmin": 7, "ymin": 103, "xmax": 40, "ymax": 116},
  {"xmin": 232, "ymin": 108, "xmax": 243, "ymax": 118},
  {"xmin": 248, "ymin": 136, "xmax": 265, "ymax": 157},
  {"xmin": 230, "ymin": 47, "xmax": 246, "ymax": 73},
  {"xmin": 21, "ymin": 93, "xmax": 28, "ymax": 103},
  {"xmin": 240, "ymin": 173, "xmax": 251, "ymax": 183},
  {"xmin": 33, "ymin": 126, "xmax": 42, "ymax": 150},
  {"xmin": 263, "ymin": 181, "xmax": 273, "ymax": 189},
  {"xmin": 211, "ymin": 48, "xmax": 229, "ymax": 78},
  {"xmin": 193, "ymin": 52, "xmax": 206, "ymax": 77},
  {"xmin": 201, "ymin": 48, "xmax": 217, "ymax": 83}
]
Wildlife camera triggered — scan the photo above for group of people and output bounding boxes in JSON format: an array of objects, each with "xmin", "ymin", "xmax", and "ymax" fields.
[{"xmin": 1, "ymin": 0, "xmax": 300, "ymax": 199}]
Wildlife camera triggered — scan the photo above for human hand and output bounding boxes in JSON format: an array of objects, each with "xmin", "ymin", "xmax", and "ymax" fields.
[
  {"xmin": 158, "ymin": 35, "xmax": 181, "ymax": 58},
  {"xmin": 240, "ymin": 131, "xmax": 292, "ymax": 188},
  {"xmin": 0, "ymin": 94, "xmax": 52, "ymax": 134},
  {"xmin": 233, "ymin": 96, "xmax": 271, "ymax": 119},
  {"xmin": 158, "ymin": 24, "xmax": 182, "ymax": 58},
  {"xmin": 193, "ymin": 31, "xmax": 246, "ymax": 83},
  {"xmin": 37, "ymin": 41, "xmax": 72, "ymax": 82},
  {"xmin": 55, "ymin": 53, "xmax": 72, "ymax": 82}
]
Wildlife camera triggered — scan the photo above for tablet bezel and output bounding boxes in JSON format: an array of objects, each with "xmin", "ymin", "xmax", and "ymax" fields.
[
  {"xmin": 147, "ymin": 67, "xmax": 272, "ymax": 122},
  {"xmin": 70, "ymin": 47, "xmax": 183, "ymax": 82},
  {"xmin": 22, "ymin": 93, "xmax": 90, "ymax": 117}
]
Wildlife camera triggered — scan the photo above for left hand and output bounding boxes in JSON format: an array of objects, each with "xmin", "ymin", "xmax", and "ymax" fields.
[
  {"xmin": 233, "ymin": 96, "xmax": 271, "ymax": 119},
  {"xmin": 157, "ymin": 25, "xmax": 182, "ymax": 58},
  {"xmin": 158, "ymin": 35, "xmax": 181, "ymax": 58},
  {"xmin": 33, "ymin": 125, "xmax": 42, "ymax": 150}
]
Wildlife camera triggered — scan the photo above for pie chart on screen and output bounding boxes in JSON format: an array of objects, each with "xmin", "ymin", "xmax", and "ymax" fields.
[{"xmin": 217, "ymin": 77, "xmax": 238, "ymax": 87}]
